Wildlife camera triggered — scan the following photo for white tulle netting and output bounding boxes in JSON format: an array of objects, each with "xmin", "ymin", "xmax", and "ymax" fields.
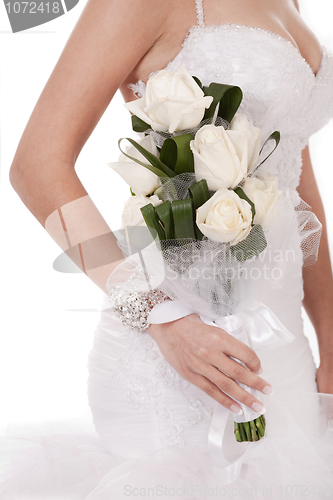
[
  {"xmin": 148, "ymin": 116, "xmax": 230, "ymax": 149},
  {"xmin": 108, "ymin": 177, "xmax": 322, "ymax": 321}
]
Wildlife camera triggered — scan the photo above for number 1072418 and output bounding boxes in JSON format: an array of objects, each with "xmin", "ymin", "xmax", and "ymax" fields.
[{"xmin": 5, "ymin": 2, "xmax": 60, "ymax": 14}]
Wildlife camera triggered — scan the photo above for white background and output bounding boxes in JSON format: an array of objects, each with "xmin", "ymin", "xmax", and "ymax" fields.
[{"xmin": 0, "ymin": 0, "xmax": 333, "ymax": 424}]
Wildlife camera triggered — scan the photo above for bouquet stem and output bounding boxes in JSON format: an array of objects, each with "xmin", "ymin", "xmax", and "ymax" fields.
[{"xmin": 234, "ymin": 415, "xmax": 266, "ymax": 442}]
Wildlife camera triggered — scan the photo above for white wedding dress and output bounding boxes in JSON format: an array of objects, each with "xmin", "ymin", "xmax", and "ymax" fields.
[{"xmin": 2, "ymin": 1, "xmax": 333, "ymax": 498}]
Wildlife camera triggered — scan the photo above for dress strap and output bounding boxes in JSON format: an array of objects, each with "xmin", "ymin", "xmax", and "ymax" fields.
[{"xmin": 195, "ymin": 0, "xmax": 205, "ymax": 27}]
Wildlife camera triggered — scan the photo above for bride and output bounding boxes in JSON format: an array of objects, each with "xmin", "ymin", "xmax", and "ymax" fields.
[{"xmin": 6, "ymin": 0, "xmax": 333, "ymax": 498}]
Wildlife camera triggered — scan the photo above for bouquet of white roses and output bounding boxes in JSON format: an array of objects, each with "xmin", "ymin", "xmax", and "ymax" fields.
[
  {"xmin": 108, "ymin": 66, "xmax": 287, "ymax": 443},
  {"xmin": 110, "ymin": 67, "xmax": 281, "ymax": 261}
]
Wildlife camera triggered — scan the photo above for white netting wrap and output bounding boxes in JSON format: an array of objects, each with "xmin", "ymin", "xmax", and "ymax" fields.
[
  {"xmin": 107, "ymin": 176, "xmax": 322, "ymax": 320},
  {"xmin": 295, "ymin": 197, "xmax": 323, "ymax": 267},
  {"xmin": 149, "ymin": 116, "xmax": 229, "ymax": 148}
]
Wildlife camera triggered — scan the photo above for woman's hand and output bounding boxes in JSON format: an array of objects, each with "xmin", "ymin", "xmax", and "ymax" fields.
[
  {"xmin": 316, "ymin": 361, "xmax": 333, "ymax": 394},
  {"xmin": 147, "ymin": 313, "xmax": 273, "ymax": 415}
]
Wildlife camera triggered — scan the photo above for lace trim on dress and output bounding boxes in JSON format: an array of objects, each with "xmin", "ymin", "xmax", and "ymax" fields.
[
  {"xmin": 108, "ymin": 329, "xmax": 213, "ymax": 447},
  {"xmin": 180, "ymin": 24, "xmax": 319, "ymax": 80},
  {"xmin": 127, "ymin": 23, "xmax": 320, "ymax": 100},
  {"xmin": 126, "ymin": 25, "xmax": 333, "ymax": 191}
]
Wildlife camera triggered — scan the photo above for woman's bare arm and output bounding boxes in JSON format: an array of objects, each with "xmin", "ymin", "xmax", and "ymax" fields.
[
  {"xmin": 292, "ymin": 0, "xmax": 333, "ymax": 394},
  {"xmin": 297, "ymin": 146, "xmax": 333, "ymax": 391},
  {"xmin": 9, "ymin": 0, "xmax": 171, "ymax": 291}
]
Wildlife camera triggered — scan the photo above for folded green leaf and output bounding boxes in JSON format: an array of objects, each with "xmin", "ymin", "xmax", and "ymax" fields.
[
  {"xmin": 153, "ymin": 185, "xmax": 168, "ymax": 201},
  {"xmin": 189, "ymin": 179, "xmax": 211, "ymax": 240},
  {"xmin": 131, "ymin": 115, "xmax": 151, "ymax": 133},
  {"xmin": 119, "ymin": 138, "xmax": 176, "ymax": 178},
  {"xmin": 189, "ymin": 179, "xmax": 211, "ymax": 209},
  {"xmin": 171, "ymin": 199, "xmax": 196, "ymax": 240},
  {"xmin": 160, "ymin": 134, "xmax": 194, "ymax": 174},
  {"xmin": 202, "ymin": 83, "xmax": 243, "ymax": 123},
  {"xmin": 140, "ymin": 203, "xmax": 166, "ymax": 241},
  {"xmin": 192, "ymin": 76, "xmax": 203, "ymax": 90},
  {"xmin": 231, "ymin": 224, "xmax": 268, "ymax": 262},
  {"xmin": 234, "ymin": 186, "xmax": 256, "ymax": 223},
  {"xmin": 155, "ymin": 201, "xmax": 174, "ymax": 239},
  {"xmin": 252, "ymin": 131, "xmax": 281, "ymax": 173},
  {"xmin": 218, "ymin": 86, "xmax": 243, "ymax": 124}
]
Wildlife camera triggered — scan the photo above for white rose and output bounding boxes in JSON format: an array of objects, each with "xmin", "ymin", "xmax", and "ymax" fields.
[
  {"xmin": 229, "ymin": 113, "xmax": 261, "ymax": 172},
  {"xmin": 196, "ymin": 189, "xmax": 253, "ymax": 245},
  {"xmin": 122, "ymin": 194, "xmax": 162, "ymax": 227},
  {"xmin": 107, "ymin": 135, "xmax": 162, "ymax": 196},
  {"xmin": 242, "ymin": 175, "xmax": 282, "ymax": 228},
  {"xmin": 190, "ymin": 124, "xmax": 250, "ymax": 191},
  {"xmin": 124, "ymin": 66, "xmax": 213, "ymax": 133}
]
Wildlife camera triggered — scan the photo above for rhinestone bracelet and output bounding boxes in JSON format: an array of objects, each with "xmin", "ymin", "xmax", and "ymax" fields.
[{"xmin": 108, "ymin": 287, "xmax": 169, "ymax": 331}]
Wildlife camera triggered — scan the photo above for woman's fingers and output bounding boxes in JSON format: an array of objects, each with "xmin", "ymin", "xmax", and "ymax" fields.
[
  {"xmin": 148, "ymin": 316, "xmax": 271, "ymax": 413},
  {"xmin": 187, "ymin": 371, "xmax": 244, "ymax": 414},
  {"xmin": 221, "ymin": 332, "xmax": 262, "ymax": 373},
  {"xmin": 213, "ymin": 354, "xmax": 273, "ymax": 396},
  {"xmin": 202, "ymin": 365, "xmax": 266, "ymax": 412}
]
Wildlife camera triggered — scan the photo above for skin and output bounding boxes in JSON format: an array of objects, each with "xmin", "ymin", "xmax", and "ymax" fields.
[{"xmin": 9, "ymin": 0, "xmax": 333, "ymax": 415}]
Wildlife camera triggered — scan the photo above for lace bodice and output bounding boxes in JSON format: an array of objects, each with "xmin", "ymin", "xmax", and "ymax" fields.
[{"xmin": 129, "ymin": 1, "xmax": 333, "ymax": 190}]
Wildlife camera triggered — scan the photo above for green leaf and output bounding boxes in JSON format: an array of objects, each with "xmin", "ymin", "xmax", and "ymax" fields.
[
  {"xmin": 118, "ymin": 138, "xmax": 176, "ymax": 178},
  {"xmin": 171, "ymin": 199, "xmax": 196, "ymax": 239},
  {"xmin": 218, "ymin": 86, "xmax": 243, "ymax": 124},
  {"xmin": 192, "ymin": 76, "xmax": 203, "ymax": 90},
  {"xmin": 231, "ymin": 225, "xmax": 268, "ymax": 262},
  {"xmin": 140, "ymin": 203, "xmax": 166, "ymax": 241},
  {"xmin": 153, "ymin": 185, "xmax": 168, "ymax": 201},
  {"xmin": 202, "ymin": 83, "xmax": 243, "ymax": 123},
  {"xmin": 131, "ymin": 115, "xmax": 151, "ymax": 133},
  {"xmin": 189, "ymin": 179, "xmax": 211, "ymax": 209},
  {"xmin": 159, "ymin": 134, "xmax": 194, "ymax": 174},
  {"xmin": 154, "ymin": 181, "xmax": 178, "ymax": 203},
  {"xmin": 234, "ymin": 186, "xmax": 256, "ymax": 223},
  {"xmin": 252, "ymin": 131, "xmax": 281, "ymax": 173},
  {"xmin": 155, "ymin": 201, "xmax": 174, "ymax": 239},
  {"xmin": 189, "ymin": 179, "xmax": 211, "ymax": 240}
]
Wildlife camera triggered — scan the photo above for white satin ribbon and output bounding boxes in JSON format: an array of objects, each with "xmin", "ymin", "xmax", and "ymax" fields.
[{"xmin": 148, "ymin": 300, "xmax": 296, "ymax": 485}]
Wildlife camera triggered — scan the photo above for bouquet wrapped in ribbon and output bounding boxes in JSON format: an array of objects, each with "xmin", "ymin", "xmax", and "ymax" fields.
[{"xmin": 107, "ymin": 66, "xmax": 322, "ymax": 447}]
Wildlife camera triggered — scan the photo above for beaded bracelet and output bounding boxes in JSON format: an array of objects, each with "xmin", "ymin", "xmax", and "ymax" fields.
[{"xmin": 108, "ymin": 287, "xmax": 169, "ymax": 331}]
